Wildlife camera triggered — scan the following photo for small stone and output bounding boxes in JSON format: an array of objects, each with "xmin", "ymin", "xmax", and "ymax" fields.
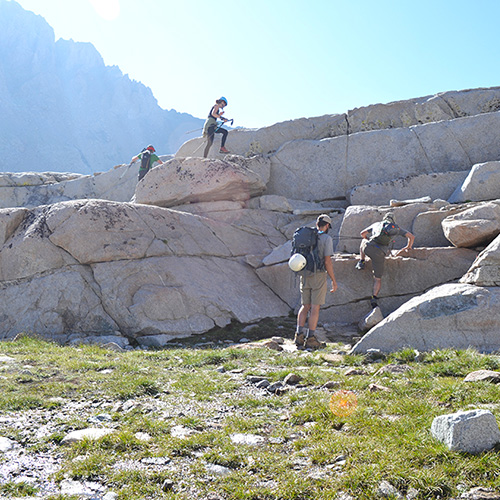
[
  {"xmin": 261, "ymin": 340, "xmax": 283, "ymax": 351},
  {"xmin": 0, "ymin": 437, "xmax": 15, "ymax": 452},
  {"xmin": 162, "ymin": 479, "xmax": 175, "ymax": 492},
  {"xmin": 460, "ymin": 487, "xmax": 500, "ymax": 499},
  {"xmin": 205, "ymin": 463, "xmax": 232, "ymax": 476},
  {"xmin": 375, "ymin": 364, "xmax": 412, "ymax": 375},
  {"xmin": 365, "ymin": 348, "xmax": 386, "ymax": 362},
  {"xmin": 368, "ymin": 383, "xmax": 391, "ymax": 392},
  {"xmin": 344, "ymin": 368, "xmax": 368, "ymax": 376},
  {"xmin": 267, "ymin": 381, "xmax": 285, "ymax": 393},
  {"xmin": 255, "ymin": 379, "xmax": 270, "ymax": 389},
  {"xmin": 377, "ymin": 480, "xmax": 404, "ymax": 498},
  {"xmin": 134, "ymin": 432, "xmax": 152, "ymax": 442},
  {"xmin": 230, "ymin": 433, "xmax": 264, "ymax": 446},
  {"xmin": 283, "ymin": 373, "xmax": 302, "ymax": 385},
  {"xmin": 321, "ymin": 381, "xmax": 341, "ymax": 390},
  {"xmin": 60, "ymin": 428, "xmax": 114, "ymax": 445},
  {"xmin": 464, "ymin": 370, "xmax": 500, "ymax": 384}
]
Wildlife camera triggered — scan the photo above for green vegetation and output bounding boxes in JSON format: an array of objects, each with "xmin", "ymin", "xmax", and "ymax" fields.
[{"xmin": 0, "ymin": 336, "xmax": 500, "ymax": 499}]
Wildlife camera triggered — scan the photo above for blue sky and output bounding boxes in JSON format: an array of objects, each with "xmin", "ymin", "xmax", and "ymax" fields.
[{"xmin": 12, "ymin": 0, "xmax": 500, "ymax": 129}]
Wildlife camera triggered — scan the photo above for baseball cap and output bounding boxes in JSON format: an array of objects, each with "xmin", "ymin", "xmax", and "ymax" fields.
[{"xmin": 317, "ymin": 214, "xmax": 332, "ymax": 225}]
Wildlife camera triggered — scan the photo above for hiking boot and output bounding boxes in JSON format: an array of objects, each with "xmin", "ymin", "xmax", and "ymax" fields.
[
  {"xmin": 294, "ymin": 332, "xmax": 305, "ymax": 349},
  {"xmin": 304, "ymin": 335, "xmax": 326, "ymax": 350},
  {"xmin": 370, "ymin": 296, "xmax": 379, "ymax": 309},
  {"xmin": 219, "ymin": 146, "xmax": 230, "ymax": 153},
  {"xmin": 355, "ymin": 260, "xmax": 365, "ymax": 270}
]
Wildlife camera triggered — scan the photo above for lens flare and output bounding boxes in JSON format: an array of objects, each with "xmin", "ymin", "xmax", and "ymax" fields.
[{"xmin": 329, "ymin": 390, "xmax": 357, "ymax": 417}]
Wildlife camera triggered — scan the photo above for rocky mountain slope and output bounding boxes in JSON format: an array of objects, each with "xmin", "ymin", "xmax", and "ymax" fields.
[
  {"xmin": 0, "ymin": 0, "xmax": 202, "ymax": 174},
  {"xmin": 0, "ymin": 87, "xmax": 499, "ymax": 352}
]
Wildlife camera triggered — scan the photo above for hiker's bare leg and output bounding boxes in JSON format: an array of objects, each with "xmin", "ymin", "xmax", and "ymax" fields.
[
  {"xmin": 373, "ymin": 278, "xmax": 382, "ymax": 297},
  {"xmin": 307, "ymin": 304, "xmax": 321, "ymax": 331},
  {"xmin": 359, "ymin": 245, "xmax": 366, "ymax": 260},
  {"xmin": 297, "ymin": 304, "xmax": 311, "ymax": 328}
]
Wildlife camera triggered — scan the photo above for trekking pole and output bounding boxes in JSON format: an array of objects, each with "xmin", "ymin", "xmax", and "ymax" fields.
[
  {"xmin": 215, "ymin": 118, "xmax": 233, "ymax": 133},
  {"xmin": 184, "ymin": 127, "xmax": 204, "ymax": 135},
  {"xmin": 118, "ymin": 161, "xmax": 134, "ymax": 181}
]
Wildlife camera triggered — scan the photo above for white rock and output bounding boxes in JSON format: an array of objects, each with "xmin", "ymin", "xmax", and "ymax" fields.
[
  {"xmin": 0, "ymin": 437, "xmax": 15, "ymax": 452},
  {"xmin": 351, "ymin": 283, "xmax": 500, "ymax": 354},
  {"xmin": 61, "ymin": 427, "xmax": 114, "ymax": 445},
  {"xmin": 449, "ymin": 161, "xmax": 500, "ymax": 203},
  {"xmin": 349, "ymin": 171, "xmax": 468, "ymax": 207},
  {"xmin": 358, "ymin": 307, "xmax": 384, "ymax": 332},
  {"xmin": 170, "ymin": 425, "xmax": 195, "ymax": 439},
  {"xmin": 230, "ymin": 433, "xmax": 265, "ymax": 446},
  {"xmin": 134, "ymin": 157, "xmax": 266, "ymax": 208},
  {"xmin": 266, "ymin": 112, "xmax": 500, "ymax": 203},
  {"xmin": 442, "ymin": 201, "xmax": 500, "ymax": 247},
  {"xmin": 431, "ymin": 409, "xmax": 500, "ymax": 454},
  {"xmin": 461, "ymin": 234, "xmax": 500, "ymax": 286}
]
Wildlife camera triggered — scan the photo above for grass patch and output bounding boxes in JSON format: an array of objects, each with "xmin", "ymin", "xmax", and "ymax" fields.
[{"xmin": 1, "ymin": 337, "xmax": 500, "ymax": 499}]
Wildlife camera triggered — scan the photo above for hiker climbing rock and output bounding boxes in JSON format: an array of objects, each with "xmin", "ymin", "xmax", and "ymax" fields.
[
  {"xmin": 203, "ymin": 97, "xmax": 231, "ymax": 157},
  {"xmin": 131, "ymin": 145, "xmax": 164, "ymax": 182},
  {"xmin": 289, "ymin": 214, "xmax": 338, "ymax": 349},
  {"xmin": 355, "ymin": 213, "xmax": 415, "ymax": 308}
]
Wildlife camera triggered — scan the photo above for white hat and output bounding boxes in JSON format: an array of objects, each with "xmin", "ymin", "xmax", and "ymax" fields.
[{"xmin": 288, "ymin": 253, "xmax": 307, "ymax": 272}]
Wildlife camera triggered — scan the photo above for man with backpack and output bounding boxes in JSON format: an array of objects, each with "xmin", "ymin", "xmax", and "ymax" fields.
[
  {"xmin": 355, "ymin": 213, "xmax": 415, "ymax": 308},
  {"xmin": 131, "ymin": 145, "xmax": 164, "ymax": 182},
  {"xmin": 292, "ymin": 214, "xmax": 338, "ymax": 349}
]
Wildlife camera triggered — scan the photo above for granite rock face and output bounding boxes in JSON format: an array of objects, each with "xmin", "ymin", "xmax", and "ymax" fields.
[{"xmin": 351, "ymin": 284, "xmax": 500, "ymax": 354}]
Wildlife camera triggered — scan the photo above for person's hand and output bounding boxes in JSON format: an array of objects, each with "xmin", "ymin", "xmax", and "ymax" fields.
[
  {"xmin": 330, "ymin": 282, "xmax": 338, "ymax": 293},
  {"xmin": 395, "ymin": 247, "xmax": 412, "ymax": 257}
]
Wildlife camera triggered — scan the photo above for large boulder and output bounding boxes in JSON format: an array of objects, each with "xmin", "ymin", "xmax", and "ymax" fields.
[
  {"xmin": 336, "ymin": 202, "xmax": 446, "ymax": 253},
  {"xmin": 0, "ymin": 200, "xmax": 291, "ymax": 344},
  {"xmin": 351, "ymin": 283, "xmax": 500, "ymax": 354},
  {"xmin": 461, "ymin": 234, "xmax": 500, "ymax": 286},
  {"xmin": 442, "ymin": 201, "xmax": 500, "ymax": 247},
  {"xmin": 134, "ymin": 157, "xmax": 266, "ymax": 208},
  {"xmin": 448, "ymin": 161, "xmax": 500, "ymax": 203},
  {"xmin": 256, "ymin": 248, "xmax": 477, "ymax": 325},
  {"xmin": 0, "ymin": 161, "xmax": 159, "ymax": 209},
  {"xmin": 412, "ymin": 204, "xmax": 468, "ymax": 248},
  {"xmin": 176, "ymin": 88, "xmax": 500, "ymax": 160},
  {"xmin": 265, "ymin": 112, "xmax": 500, "ymax": 203},
  {"xmin": 349, "ymin": 170, "xmax": 469, "ymax": 207}
]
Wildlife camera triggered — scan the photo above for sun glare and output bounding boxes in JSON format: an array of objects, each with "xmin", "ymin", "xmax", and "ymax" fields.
[{"xmin": 88, "ymin": 0, "xmax": 120, "ymax": 21}]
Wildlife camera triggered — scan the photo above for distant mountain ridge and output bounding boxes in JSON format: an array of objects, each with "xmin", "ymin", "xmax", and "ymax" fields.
[{"xmin": 0, "ymin": 0, "xmax": 203, "ymax": 174}]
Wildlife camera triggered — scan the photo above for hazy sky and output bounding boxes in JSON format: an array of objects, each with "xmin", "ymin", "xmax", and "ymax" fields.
[{"xmin": 12, "ymin": 0, "xmax": 500, "ymax": 129}]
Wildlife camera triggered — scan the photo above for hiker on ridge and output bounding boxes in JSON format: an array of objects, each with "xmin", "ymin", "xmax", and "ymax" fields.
[
  {"xmin": 131, "ymin": 145, "xmax": 164, "ymax": 182},
  {"xmin": 203, "ymin": 96, "xmax": 230, "ymax": 157},
  {"xmin": 355, "ymin": 213, "xmax": 415, "ymax": 309},
  {"xmin": 293, "ymin": 214, "xmax": 338, "ymax": 350}
]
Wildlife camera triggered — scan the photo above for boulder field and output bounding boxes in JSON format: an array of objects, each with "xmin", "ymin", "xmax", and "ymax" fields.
[{"xmin": 1, "ymin": 87, "xmax": 500, "ymax": 351}]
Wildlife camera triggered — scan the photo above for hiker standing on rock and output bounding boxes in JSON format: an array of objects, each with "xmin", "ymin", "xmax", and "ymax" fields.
[
  {"xmin": 131, "ymin": 145, "xmax": 164, "ymax": 182},
  {"xmin": 292, "ymin": 214, "xmax": 338, "ymax": 349},
  {"xmin": 355, "ymin": 213, "xmax": 415, "ymax": 308},
  {"xmin": 203, "ymin": 97, "xmax": 230, "ymax": 157}
]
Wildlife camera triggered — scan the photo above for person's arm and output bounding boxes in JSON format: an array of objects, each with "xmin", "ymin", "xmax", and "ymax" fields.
[
  {"xmin": 131, "ymin": 154, "xmax": 139, "ymax": 163},
  {"xmin": 360, "ymin": 227, "xmax": 371, "ymax": 239},
  {"xmin": 324, "ymin": 255, "xmax": 337, "ymax": 293},
  {"xmin": 395, "ymin": 231, "xmax": 415, "ymax": 256},
  {"xmin": 211, "ymin": 104, "xmax": 224, "ymax": 120}
]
